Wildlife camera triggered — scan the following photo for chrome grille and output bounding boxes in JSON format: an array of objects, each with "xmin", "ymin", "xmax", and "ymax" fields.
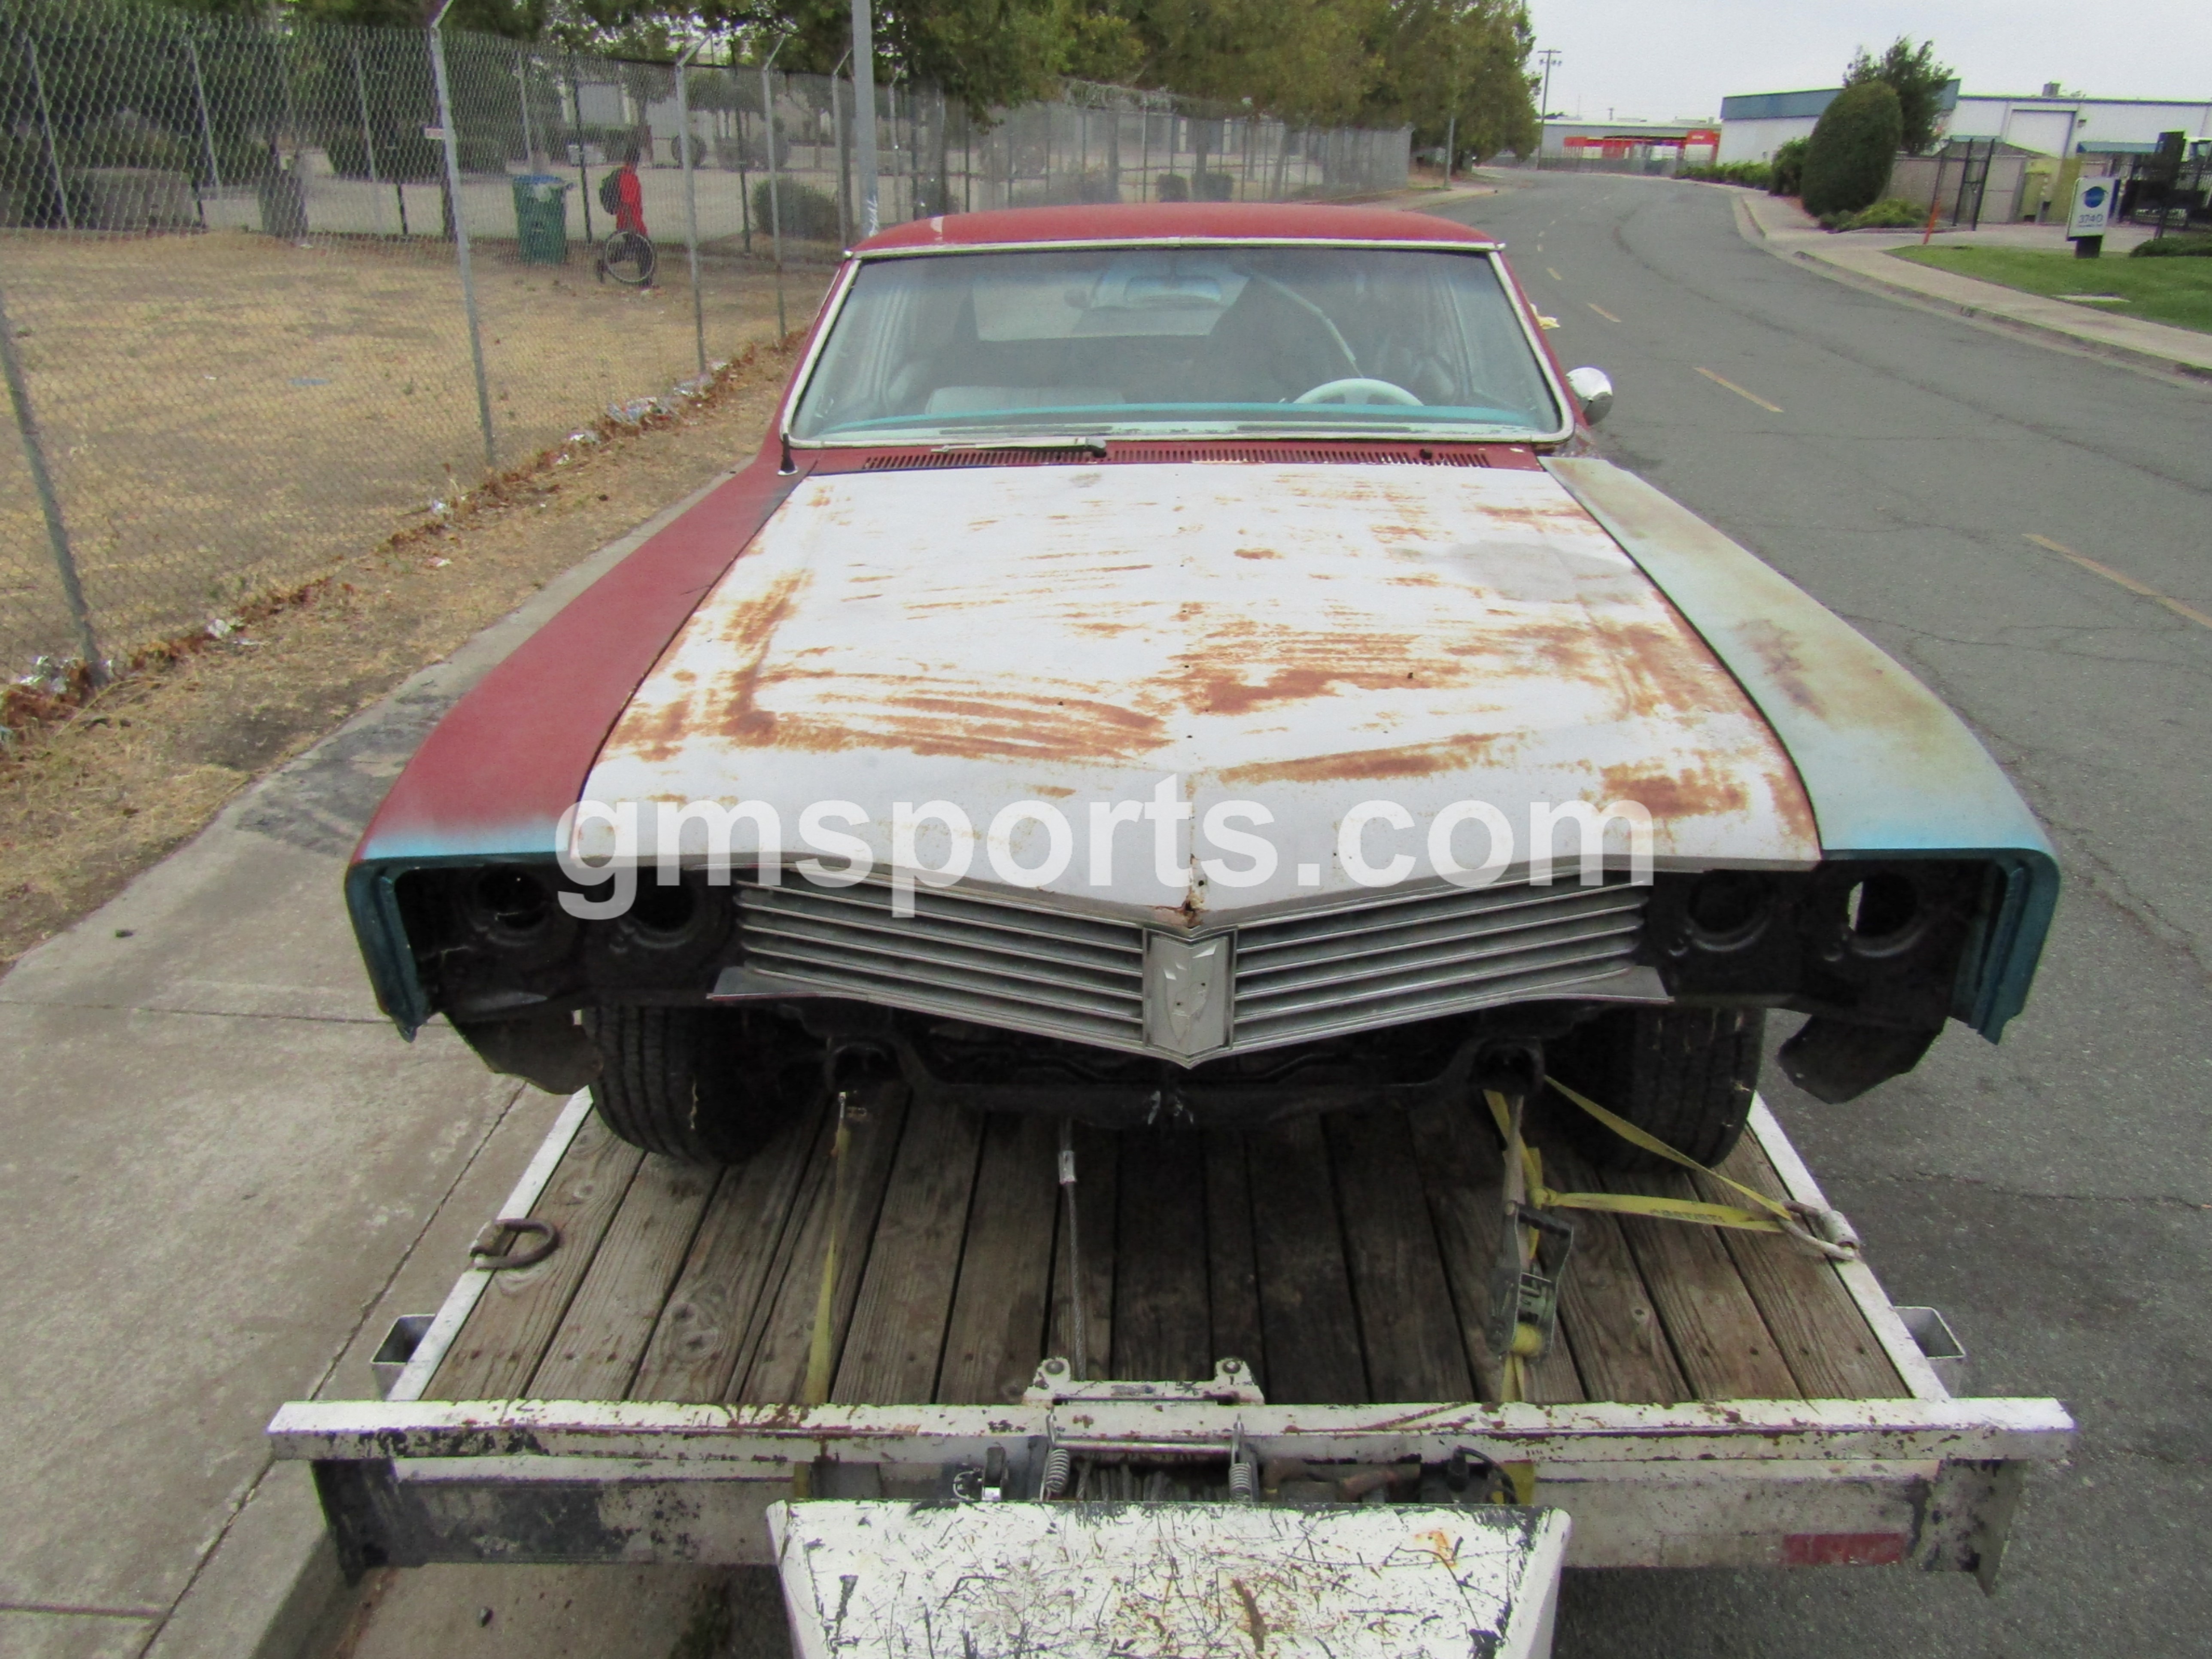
[
  {"xmin": 737, "ymin": 881, "xmax": 1148, "ymax": 1048},
  {"xmin": 1231, "ymin": 881, "xmax": 1646, "ymax": 1049},
  {"xmin": 733, "ymin": 877, "xmax": 1645, "ymax": 1060}
]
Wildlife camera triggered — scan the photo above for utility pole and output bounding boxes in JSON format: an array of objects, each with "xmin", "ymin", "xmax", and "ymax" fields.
[
  {"xmin": 1535, "ymin": 49, "xmax": 1562, "ymax": 172},
  {"xmin": 1537, "ymin": 49, "xmax": 1562, "ymax": 121}
]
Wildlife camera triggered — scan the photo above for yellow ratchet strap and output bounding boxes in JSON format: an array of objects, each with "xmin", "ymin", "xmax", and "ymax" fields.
[
  {"xmin": 1481, "ymin": 1088, "xmax": 1547, "ymax": 1503},
  {"xmin": 1534, "ymin": 1078, "xmax": 1861, "ymax": 1263}
]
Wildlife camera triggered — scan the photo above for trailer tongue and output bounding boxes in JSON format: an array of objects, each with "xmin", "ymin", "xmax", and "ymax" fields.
[{"xmin": 267, "ymin": 1088, "xmax": 2071, "ymax": 1653}]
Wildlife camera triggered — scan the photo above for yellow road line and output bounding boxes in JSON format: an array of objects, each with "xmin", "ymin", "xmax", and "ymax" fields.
[
  {"xmin": 1587, "ymin": 301, "xmax": 1621, "ymax": 323},
  {"xmin": 1546, "ymin": 266, "xmax": 1564, "ymax": 282},
  {"xmin": 2025, "ymin": 534, "xmax": 2212, "ymax": 630},
  {"xmin": 1695, "ymin": 366, "xmax": 1782, "ymax": 413}
]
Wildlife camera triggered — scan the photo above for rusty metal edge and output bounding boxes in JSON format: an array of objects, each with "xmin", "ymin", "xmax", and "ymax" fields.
[{"xmin": 1544, "ymin": 456, "xmax": 2058, "ymax": 1039}]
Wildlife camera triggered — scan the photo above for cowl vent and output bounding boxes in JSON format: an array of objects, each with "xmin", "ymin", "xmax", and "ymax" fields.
[{"xmin": 853, "ymin": 443, "xmax": 1493, "ymax": 472}]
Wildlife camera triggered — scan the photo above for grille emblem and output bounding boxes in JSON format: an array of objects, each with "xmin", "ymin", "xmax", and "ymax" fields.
[{"xmin": 1144, "ymin": 933, "xmax": 1230, "ymax": 1058}]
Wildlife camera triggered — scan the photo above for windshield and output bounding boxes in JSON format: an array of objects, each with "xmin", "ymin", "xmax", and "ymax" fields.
[{"xmin": 788, "ymin": 245, "xmax": 1564, "ymax": 444}]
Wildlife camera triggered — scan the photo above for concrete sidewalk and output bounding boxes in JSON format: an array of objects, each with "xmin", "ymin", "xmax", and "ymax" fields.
[
  {"xmin": 0, "ymin": 476, "xmax": 731, "ymax": 1658},
  {"xmin": 1727, "ymin": 186, "xmax": 2212, "ymax": 381}
]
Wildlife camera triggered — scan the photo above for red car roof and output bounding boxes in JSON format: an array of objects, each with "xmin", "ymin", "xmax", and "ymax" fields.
[{"xmin": 854, "ymin": 201, "xmax": 1494, "ymax": 253}]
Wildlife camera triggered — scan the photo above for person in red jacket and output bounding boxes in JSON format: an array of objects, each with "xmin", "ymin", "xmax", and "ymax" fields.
[{"xmin": 613, "ymin": 144, "xmax": 647, "ymax": 237}]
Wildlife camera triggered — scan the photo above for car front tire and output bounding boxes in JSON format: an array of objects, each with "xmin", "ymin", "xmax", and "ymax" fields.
[
  {"xmin": 584, "ymin": 1005, "xmax": 810, "ymax": 1166},
  {"xmin": 1547, "ymin": 1007, "xmax": 1764, "ymax": 1173}
]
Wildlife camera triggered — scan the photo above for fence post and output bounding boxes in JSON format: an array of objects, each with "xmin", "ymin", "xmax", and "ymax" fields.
[
  {"xmin": 760, "ymin": 44, "xmax": 787, "ymax": 338},
  {"xmin": 569, "ymin": 52, "xmax": 594, "ymax": 245},
  {"xmin": 426, "ymin": 5, "xmax": 497, "ymax": 474},
  {"xmin": 349, "ymin": 40, "xmax": 386, "ymax": 234},
  {"xmin": 831, "ymin": 55, "xmax": 852, "ymax": 245},
  {"xmin": 850, "ymin": 0, "xmax": 878, "ymax": 235},
  {"xmin": 515, "ymin": 43, "xmax": 536, "ymax": 169},
  {"xmin": 675, "ymin": 40, "xmax": 707, "ymax": 374},
  {"xmin": 22, "ymin": 35, "xmax": 72, "ymax": 232},
  {"xmin": 185, "ymin": 33, "xmax": 225, "ymax": 199},
  {"xmin": 0, "ymin": 280, "xmax": 103, "ymax": 684}
]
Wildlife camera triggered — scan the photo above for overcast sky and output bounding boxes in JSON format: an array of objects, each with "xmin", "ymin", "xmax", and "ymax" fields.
[{"xmin": 1525, "ymin": 0, "xmax": 2212, "ymax": 121}]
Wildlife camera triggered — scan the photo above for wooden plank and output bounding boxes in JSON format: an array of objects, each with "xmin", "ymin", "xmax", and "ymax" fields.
[
  {"xmin": 1536, "ymin": 1144, "xmax": 1691, "ymax": 1406},
  {"xmin": 1404, "ymin": 1102, "xmax": 1583, "ymax": 1405},
  {"xmin": 1245, "ymin": 1115, "xmax": 1367, "ymax": 1404},
  {"xmin": 734, "ymin": 1085, "xmax": 913, "ymax": 1404},
  {"xmin": 527, "ymin": 1153, "xmax": 718, "ymax": 1400},
  {"xmin": 1045, "ymin": 1121, "xmax": 1118, "ymax": 1381},
  {"xmin": 1112, "ymin": 1126, "xmax": 1212, "ymax": 1382},
  {"xmin": 1326, "ymin": 1111, "xmax": 1473, "ymax": 1402},
  {"xmin": 1698, "ymin": 1141, "xmax": 1908, "ymax": 1399},
  {"xmin": 627, "ymin": 1097, "xmax": 830, "ymax": 1403},
  {"xmin": 431, "ymin": 1111, "xmax": 644, "ymax": 1400},
  {"xmin": 1203, "ymin": 1131, "xmax": 1267, "ymax": 1390},
  {"xmin": 936, "ymin": 1114, "xmax": 1061, "ymax": 1405},
  {"xmin": 1603, "ymin": 1168, "xmax": 1801, "ymax": 1401},
  {"xmin": 831, "ymin": 1096, "xmax": 988, "ymax": 1404}
]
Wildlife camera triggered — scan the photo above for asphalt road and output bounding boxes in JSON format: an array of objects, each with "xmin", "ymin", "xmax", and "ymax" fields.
[{"xmin": 1434, "ymin": 172, "xmax": 2212, "ymax": 1656}]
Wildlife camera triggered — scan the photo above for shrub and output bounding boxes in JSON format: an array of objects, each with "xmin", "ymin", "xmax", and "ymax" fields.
[
  {"xmin": 1800, "ymin": 81, "xmax": 1902, "ymax": 218},
  {"xmin": 2130, "ymin": 234, "xmax": 2212, "ymax": 257},
  {"xmin": 750, "ymin": 178, "xmax": 839, "ymax": 242},
  {"xmin": 1194, "ymin": 170, "xmax": 1236, "ymax": 201},
  {"xmin": 1155, "ymin": 172, "xmax": 1189, "ymax": 201},
  {"xmin": 1768, "ymin": 137, "xmax": 1808, "ymax": 196},
  {"xmin": 1837, "ymin": 196, "xmax": 1925, "ymax": 230},
  {"xmin": 1680, "ymin": 161, "xmax": 1771, "ymax": 188}
]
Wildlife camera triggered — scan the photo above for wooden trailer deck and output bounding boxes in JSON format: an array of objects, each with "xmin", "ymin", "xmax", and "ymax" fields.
[{"xmin": 423, "ymin": 1086, "xmax": 1908, "ymax": 1411}]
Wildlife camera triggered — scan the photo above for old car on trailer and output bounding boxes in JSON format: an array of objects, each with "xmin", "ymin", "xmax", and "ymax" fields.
[{"xmin": 282, "ymin": 204, "xmax": 2069, "ymax": 1650}]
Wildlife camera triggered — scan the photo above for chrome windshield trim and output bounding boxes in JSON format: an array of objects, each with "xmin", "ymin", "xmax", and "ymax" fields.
[{"xmin": 850, "ymin": 234, "xmax": 1505, "ymax": 258}]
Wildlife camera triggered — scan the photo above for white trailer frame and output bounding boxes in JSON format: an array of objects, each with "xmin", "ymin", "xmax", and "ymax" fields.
[{"xmin": 267, "ymin": 1098, "xmax": 2072, "ymax": 1586}]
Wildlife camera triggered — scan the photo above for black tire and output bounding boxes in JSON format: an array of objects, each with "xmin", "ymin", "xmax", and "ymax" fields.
[
  {"xmin": 584, "ymin": 1005, "xmax": 810, "ymax": 1165},
  {"xmin": 1545, "ymin": 1007, "xmax": 1765, "ymax": 1173}
]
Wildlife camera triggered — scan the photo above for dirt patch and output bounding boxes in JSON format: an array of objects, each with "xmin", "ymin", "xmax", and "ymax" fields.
[{"xmin": 0, "ymin": 343, "xmax": 797, "ymax": 972}]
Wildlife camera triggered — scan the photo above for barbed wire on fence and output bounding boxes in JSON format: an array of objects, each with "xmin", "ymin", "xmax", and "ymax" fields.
[{"xmin": 0, "ymin": 0, "xmax": 1410, "ymax": 691}]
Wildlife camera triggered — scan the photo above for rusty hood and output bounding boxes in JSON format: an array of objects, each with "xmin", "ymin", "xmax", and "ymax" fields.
[{"xmin": 578, "ymin": 462, "xmax": 1817, "ymax": 919}]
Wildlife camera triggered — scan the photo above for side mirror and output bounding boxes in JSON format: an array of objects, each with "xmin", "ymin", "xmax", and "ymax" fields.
[{"xmin": 1567, "ymin": 365, "xmax": 1613, "ymax": 426}]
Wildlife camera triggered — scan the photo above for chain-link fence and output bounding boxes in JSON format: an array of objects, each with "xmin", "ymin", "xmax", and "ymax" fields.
[{"xmin": 0, "ymin": 0, "xmax": 1409, "ymax": 687}]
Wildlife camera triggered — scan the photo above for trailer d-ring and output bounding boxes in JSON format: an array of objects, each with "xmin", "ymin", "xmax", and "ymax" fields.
[{"xmin": 470, "ymin": 1218, "xmax": 562, "ymax": 1271}]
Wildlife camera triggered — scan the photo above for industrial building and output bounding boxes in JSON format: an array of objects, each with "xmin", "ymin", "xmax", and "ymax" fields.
[{"xmin": 1719, "ymin": 82, "xmax": 2211, "ymax": 164}]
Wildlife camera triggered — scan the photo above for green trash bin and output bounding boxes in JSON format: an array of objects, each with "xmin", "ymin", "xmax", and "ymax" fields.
[{"xmin": 512, "ymin": 174, "xmax": 569, "ymax": 264}]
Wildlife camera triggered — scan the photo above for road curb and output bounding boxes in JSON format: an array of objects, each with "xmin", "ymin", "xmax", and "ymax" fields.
[{"xmin": 1729, "ymin": 191, "xmax": 2212, "ymax": 386}]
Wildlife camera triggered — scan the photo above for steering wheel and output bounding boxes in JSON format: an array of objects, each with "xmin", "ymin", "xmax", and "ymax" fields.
[{"xmin": 1293, "ymin": 377, "xmax": 1422, "ymax": 406}]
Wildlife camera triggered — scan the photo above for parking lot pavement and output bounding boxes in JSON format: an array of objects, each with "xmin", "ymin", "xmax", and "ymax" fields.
[{"xmin": 0, "ymin": 476, "xmax": 727, "ymax": 1658}]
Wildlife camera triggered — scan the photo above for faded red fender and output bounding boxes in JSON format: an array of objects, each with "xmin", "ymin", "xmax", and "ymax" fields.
[{"xmin": 354, "ymin": 446, "xmax": 812, "ymax": 866}]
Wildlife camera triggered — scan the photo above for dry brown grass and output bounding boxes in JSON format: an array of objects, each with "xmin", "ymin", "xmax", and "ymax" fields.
[
  {"xmin": 0, "ymin": 227, "xmax": 829, "ymax": 670},
  {"xmin": 0, "ymin": 340, "xmax": 798, "ymax": 971}
]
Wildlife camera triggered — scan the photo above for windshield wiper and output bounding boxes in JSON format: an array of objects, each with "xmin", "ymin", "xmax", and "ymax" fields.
[{"xmin": 917, "ymin": 434, "xmax": 1109, "ymax": 456}]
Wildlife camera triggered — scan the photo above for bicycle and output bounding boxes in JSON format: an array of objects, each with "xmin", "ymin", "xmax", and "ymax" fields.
[{"xmin": 596, "ymin": 229, "xmax": 657, "ymax": 287}]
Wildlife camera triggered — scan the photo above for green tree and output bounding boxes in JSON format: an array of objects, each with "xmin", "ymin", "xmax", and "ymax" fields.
[
  {"xmin": 1365, "ymin": 0, "xmax": 1535, "ymax": 161},
  {"xmin": 1799, "ymin": 78, "xmax": 1900, "ymax": 217},
  {"xmin": 1118, "ymin": 0, "xmax": 1382, "ymax": 125},
  {"xmin": 1844, "ymin": 35, "xmax": 1950, "ymax": 155}
]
